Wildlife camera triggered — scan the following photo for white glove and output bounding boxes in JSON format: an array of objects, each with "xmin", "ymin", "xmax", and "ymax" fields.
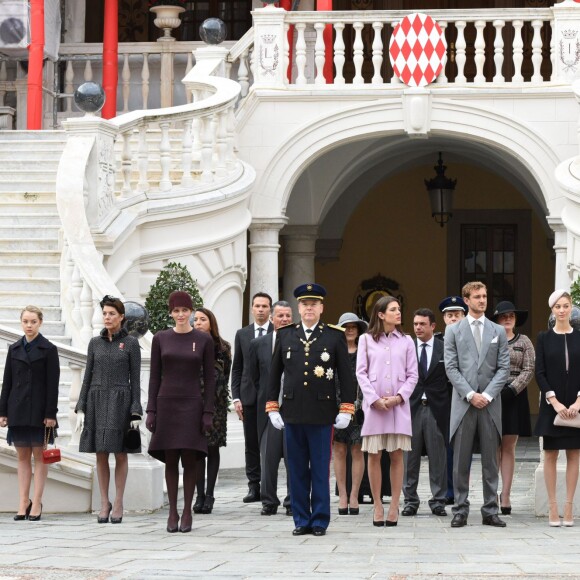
[
  {"xmin": 334, "ymin": 413, "xmax": 351, "ymax": 430},
  {"xmin": 75, "ymin": 411, "xmax": 85, "ymax": 432},
  {"xmin": 130, "ymin": 417, "xmax": 142, "ymax": 430},
  {"xmin": 269, "ymin": 411, "xmax": 285, "ymax": 430}
]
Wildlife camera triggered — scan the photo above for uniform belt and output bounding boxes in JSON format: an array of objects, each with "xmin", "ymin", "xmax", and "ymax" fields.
[{"xmin": 421, "ymin": 399, "xmax": 429, "ymax": 406}]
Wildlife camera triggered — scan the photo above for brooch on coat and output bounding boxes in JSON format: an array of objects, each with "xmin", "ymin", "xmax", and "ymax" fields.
[
  {"xmin": 325, "ymin": 368, "xmax": 334, "ymax": 380},
  {"xmin": 314, "ymin": 366, "xmax": 325, "ymax": 378},
  {"xmin": 320, "ymin": 351, "xmax": 330, "ymax": 362},
  {"xmin": 192, "ymin": 343, "xmax": 196, "ymax": 351},
  {"xmin": 119, "ymin": 343, "xmax": 125, "ymax": 350}
]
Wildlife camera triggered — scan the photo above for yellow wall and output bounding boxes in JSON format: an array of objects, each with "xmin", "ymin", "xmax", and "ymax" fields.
[{"xmin": 315, "ymin": 162, "xmax": 554, "ymax": 414}]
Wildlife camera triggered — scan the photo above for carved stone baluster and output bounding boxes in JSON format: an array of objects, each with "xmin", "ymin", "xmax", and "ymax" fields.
[
  {"xmin": 474, "ymin": 20, "xmax": 486, "ymax": 83},
  {"xmin": 531, "ymin": 19, "xmax": 543, "ymax": 83},
  {"xmin": 334, "ymin": 22, "xmax": 346, "ymax": 85},
  {"xmin": 191, "ymin": 90, "xmax": 202, "ymax": 174},
  {"xmin": 455, "ymin": 21, "xmax": 467, "ymax": 83},
  {"xmin": 0, "ymin": 60, "xmax": 7, "ymax": 105},
  {"xmin": 121, "ymin": 130, "xmax": 132, "ymax": 198},
  {"xmin": 181, "ymin": 118, "xmax": 193, "ymax": 186},
  {"xmin": 372, "ymin": 21, "xmax": 384, "ymax": 85},
  {"xmin": 65, "ymin": 60, "xmax": 74, "ymax": 112},
  {"xmin": 250, "ymin": 47, "xmax": 256, "ymax": 82},
  {"xmin": 512, "ymin": 20, "xmax": 524, "ymax": 83},
  {"xmin": 550, "ymin": 22, "xmax": 555, "ymax": 82},
  {"xmin": 238, "ymin": 49, "xmax": 250, "ymax": 96},
  {"xmin": 437, "ymin": 21, "xmax": 448, "ymax": 84},
  {"xmin": 92, "ymin": 298, "xmax": 104, "ymax": 335},
  {"xmin": 137, "ymin": 125, "xmax": 149, "ymax": 193},
  {"xmin": 390, "ymin": 20, "xmax": 401, "ymax": 84},
  {"xmin": 79, "ymin": 280, "xmax": 94, "ymax": 344},
  {"xmin": 84, "ymin": 57, "xmax": 93, "ymax": 81},
  {"xmin": 314, "ymin": 22, "xmax": 326, "ymax": 85},
  {"xmin": 200, "ymin": 115, "xmax": 215, "ymax": 184},
  {"xmin": 71, "ymin": 264, "xmax": 83, "ymax": 329},
  {"xmin": 142, "ymin": 53, "xmax": 150, "ymax": 110},
  {"xmin": 285, "ymin": 22, "xmax": 291, "ymax": 83},
  {"xmin": 68, "ymin": 363, "xmax": 83, "ymax": 447},
  {"xmin": 159, "ymin": 121, "xmax": 172, "ymax": 192},
  {"xmin": 226, "ymin": 105, "xmax": 236, "ymax": 171},
  {"xmin": 215, "ymin": 111, "xmax": 227, "ymax": 178},
  {"xmin": 353, "ymin": 21, "xmax": 364, "ymax": 85},
  {"xmin": 185, "ymin": 53, "xmax": 193, "ymax": 104},
  {"xmin": 122, "ymin": 54, "xmax": 130, "ymax": 113},
  {"xmin": 295, "ymin": 23, "xmax": 307, "ymax": 85},
  {"xmin": 493, "ymin": 20, "xmax": 505, "ymax": 83}
]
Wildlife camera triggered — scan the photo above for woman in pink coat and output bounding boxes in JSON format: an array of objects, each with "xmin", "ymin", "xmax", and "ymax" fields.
[{"xmin": 356, "ymin": 296, "xmax": 418, "ymax": 527}]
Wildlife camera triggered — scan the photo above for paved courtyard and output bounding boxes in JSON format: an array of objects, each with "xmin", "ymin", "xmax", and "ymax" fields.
[{"xmin": 1, "ymin": 438, "xmax": 580, "ymax": 579}]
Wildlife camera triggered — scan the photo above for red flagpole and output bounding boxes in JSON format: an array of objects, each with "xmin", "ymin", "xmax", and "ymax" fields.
[
  {"xmin": 27, "ymin": 0, "xmax": 45, "ymax": 129},
  {"xmin": 317, "ymin": 0, "xmax": 333, "ymax": 83},
  {"xmin": 101, "ymin": 0, "xmax": 118, "ymax": 119}
]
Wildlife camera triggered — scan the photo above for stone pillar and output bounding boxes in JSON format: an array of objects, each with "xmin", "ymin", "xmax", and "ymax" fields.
[
  {"xmin": 548, "ymin": 217, "xmax": 571, "ymax": 290},
  {"xmin": 551, "ymin": 0, "xmax": 580, "ymax": 83},
  {"xmin": 248, "ymin": 218, "xmax": 287, "ymax": 312},
  {"xmin": 252, "ymin": 5, "xmax": 287, "ymax": 89},
  {"xmin": 282, "ymin": 225, "xmax": 318, "ymax": 318}
]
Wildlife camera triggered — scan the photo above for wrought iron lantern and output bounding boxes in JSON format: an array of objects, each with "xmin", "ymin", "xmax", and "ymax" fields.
[{"xmin": 424, "ymin": 152, "xmax": 457, "ymax": 227}]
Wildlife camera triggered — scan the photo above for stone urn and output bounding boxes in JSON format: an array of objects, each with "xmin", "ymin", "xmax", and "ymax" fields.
[{"xmin": 150, "ymin": 4, "xmax": 185, "ymax": 40}]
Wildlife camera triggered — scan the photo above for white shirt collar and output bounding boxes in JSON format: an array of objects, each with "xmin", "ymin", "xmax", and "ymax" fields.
[
  {"xmin": 418, "ymin": 336, "xmax": 435, "ymax": 348},
  {"xmin": 467, "ymin": 313, "xmax": 486, "ymax": 326}
]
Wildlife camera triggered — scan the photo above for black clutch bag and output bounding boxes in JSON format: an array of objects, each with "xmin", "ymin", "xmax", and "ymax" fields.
[{"xmin": 123, "ymin": 427, "xmax": 141, "ymax": 452}]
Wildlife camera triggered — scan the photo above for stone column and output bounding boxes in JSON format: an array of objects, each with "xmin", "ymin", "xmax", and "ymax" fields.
[
  {"xmin": 548, "ymin": 217, "xmax": 571, "ymax": 290},
  {"xmin": 248, "ymin": 218, "xmax": 287, "ymax": 312},
  {"xmin": 252, "ymin": 5, "xmax": 288, "ymax": 89},
  {"xmin": 551, "ymin": 0, "xmax": 580, "ymax": 83},
  {"xmin": 282, "ymin": 225, "xmax": 318, "ymax": 318}
]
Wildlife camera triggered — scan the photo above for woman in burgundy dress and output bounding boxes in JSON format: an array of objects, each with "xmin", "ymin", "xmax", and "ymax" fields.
[{"xmin": 146, "ymin": 291, "xmax": 215, "ymax": 533}]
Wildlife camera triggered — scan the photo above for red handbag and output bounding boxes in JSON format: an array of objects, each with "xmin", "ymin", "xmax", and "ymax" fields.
[{"xmin": 42, "ymin": 426, "xmax": 61, "ymax": 464}]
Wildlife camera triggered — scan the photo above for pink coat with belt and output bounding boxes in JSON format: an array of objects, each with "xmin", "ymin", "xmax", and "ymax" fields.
[{"xmin": 356, "ymin": 330, "xmax": 418, "ymax": 437}]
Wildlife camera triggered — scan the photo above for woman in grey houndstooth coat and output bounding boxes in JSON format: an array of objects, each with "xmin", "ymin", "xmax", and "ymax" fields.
[{"xmin": 75, "ymin": 295, "xmax": 142, "ymax": 524}]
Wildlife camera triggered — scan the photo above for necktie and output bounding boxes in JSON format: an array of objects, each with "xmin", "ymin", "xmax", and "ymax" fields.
[
  {"xmin": 420, "ymin": 343, "xmax": 428, "ymax": 374},
  {"xmin": 305, "ymin": 328, "xmax": 313, "ymax": 335},
  {"xmin": 473, "ymin": 320, "xmax": 482, "ymax": 353},
  {"xmin": 258, "ymin": 327, "xmax": 264, "ymax": 337}
]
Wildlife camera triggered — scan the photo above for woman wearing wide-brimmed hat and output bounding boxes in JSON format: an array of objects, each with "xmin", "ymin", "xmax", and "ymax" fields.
[
  {"xmin": 492, "ymin": 300, "xmax": 535, "ymax": 516},
  {"xmin": 333, "ymin": 312, "xmax": 367, "ymax": 516}
]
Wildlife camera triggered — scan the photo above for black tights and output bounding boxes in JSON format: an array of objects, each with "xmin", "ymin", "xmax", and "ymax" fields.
[
  {"xmin": 196, "ymin": 445, "xmax": 221, "ymax": 497},
  {"xmin": 165, "ymin": 449, "xmax": 199, "ymax": 525}
]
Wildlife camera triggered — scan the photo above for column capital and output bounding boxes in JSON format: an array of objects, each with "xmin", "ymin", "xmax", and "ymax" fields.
[
  {"xmin": 249, "ymin": 216, "xmax": 288, "ymax": 233},
  {"xmin": 281, "ymin": 224, "xmax": 319, "ymax": 239}
]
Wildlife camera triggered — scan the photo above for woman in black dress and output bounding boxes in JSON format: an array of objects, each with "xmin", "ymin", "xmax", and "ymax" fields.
[
  {"xmin": 534, "ymin": 289, "xmax": 580, "ymax": 527},
  {"xmin": 146, "ymin": 291, "xmax": 215, "ymax": 533},
  {"xmin": 76, "ymin": 295, "xmax": 142, "ymax": 524},
  {"xmin": 0, "ymin": 306, "xmax": 59, "ymax": 521},
  {"xmin": 333, "ymin": 312, "xmax": 367, "ymax": 516},
  {"xmin": 192, "ymin": 307, "xmax": 232, "ymax": 514},
  {"xmin": 492, "ymin": 301, "xmax": 535, "ymax": 515}
]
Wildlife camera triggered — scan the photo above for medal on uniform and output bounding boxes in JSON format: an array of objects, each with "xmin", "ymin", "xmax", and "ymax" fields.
[
  {"xmin": 325, "ymin": 368, "xmax": 334, "ymax": 380},
  {"xmin": 314, "ymin": 366, "xmax": 325, "ymax": 378},
  {"xmin": 320, "ymin": 351, "xmax": 330, "ymax": 362},
  {"xmin": 287, "ymin": 347, "xmax": 291, "ymax": 359}
]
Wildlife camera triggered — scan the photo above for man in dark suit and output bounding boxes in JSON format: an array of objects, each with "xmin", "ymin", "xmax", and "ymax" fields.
[
  {"xmin": 402, "ymin": 308, "xmax": 450, "ymax": 517},
  {"xmin": 248, "ymin": 300, "xmax": 294, "ymax": 516},
  {"xmin": 266, "ymin": 283, "xmax": 355, "ymax": 537},
  {"xmin": 444, "ymin": 281, "xmax": 510, "ymax": 529},
  {"xmin": 231, "ymin": 292, "xmax": 273, "ymax": 503}
]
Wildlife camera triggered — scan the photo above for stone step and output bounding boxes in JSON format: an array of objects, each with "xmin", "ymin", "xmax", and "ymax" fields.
[
  {"xmin": 0, "ymin": 305, "xmax": 61, "ymax": 320},
  {"xmin": 0, "ymin": 181, "xmax": 56, "ymax": 193},
  {"xmin": 0, "ymin": 291, "xmax": 60, "ymax": 307},
  {"xmin": 0, "ymin": 319, "xmax": 65, "ymax": 335},
  {"xmin": 0, "ymin": 277, "xmax": 61, "ymax": 292},
  {"xmin": 0, "ymin": 263, "xmax": 60, "ymax": 277},
  {"xmin": 0, "ymin": 192, "xmax": 56, "ymax": 205},
  {"xmin": 0, "ymin": 213, "xmax": 60, "ymax": 226},
  {"xmin": 0, "ymin": 159, "xmax": 61, "ymax": 170},
  {"xmin": 0, "ymin": 238, "xmax": 59, "ymax": 251},
  {"xmin": 0, "ymin": 131, "xmax": 66, "ymax": 142},
  {"xmin": 0, "ymin": 225, "xmax": 60, "ymax": 239},
  {"xmin": 0, "ymin": 250, "xmax": 60, "ymax": 264},
  {"xmin": 0, "ymin": 168, "xmax": 57, "ymax": 179}
]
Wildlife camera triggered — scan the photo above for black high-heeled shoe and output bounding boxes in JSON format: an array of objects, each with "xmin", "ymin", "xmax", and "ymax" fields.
[
  {"xmin": 13, "ymin": 499, "xmax": 32, "ymax": 521},
  {"xmin": 28, "ymin": 503, "xmax": 42, "ymax": 522},
  {"xmin": 385, "ymin": 509, "xmax": 399, "ymax": 527},
  {"xmin": 349, "ymin": 507, "xmax": 360, "ymax": 515},
  {"xmin": 201, "ymin": 495, "xmax": 215, "ymax": 514},
  {"xmin": 338, "ymin": 507, "xmax": 349, "ymax": 515},
  {"xmin": 110, "ymin": 507, "xmax": 123, "ymax": 524},
  {"xmin": 97, "ymin": 502, "xmax": 112, "ymax": 524},
  {"xmin": 499, "ymin": 493, "xmax": 512, "ymax": 515},
  {"xmin": 193, "ymin": 494, "xmax": 205, "ymax": 514},
  {"xmin": 167, "ymin": 515, "xmax": 179, "ymax": 533}
]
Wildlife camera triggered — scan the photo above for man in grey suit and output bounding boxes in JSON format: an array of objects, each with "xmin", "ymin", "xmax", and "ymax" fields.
[
  {"xmin": 248, "ymin": 300, "xmax": 294, "ymax": 516},
  {"xmin": 231, "ymin": 292, "xmax": 273, "ymax": 502},
  {"xmin": 444, "ymin": 281, "xmax": 510, "ymax": 528}
]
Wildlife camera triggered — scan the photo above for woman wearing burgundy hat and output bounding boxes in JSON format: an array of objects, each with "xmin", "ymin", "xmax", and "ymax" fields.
[
  {"xmin": 146, "ymin": 291, "xmax": 215, "ymax": 533},
  {"xmin": 492, "ymin": 300, "xmax": 534, "ymax": 516}
]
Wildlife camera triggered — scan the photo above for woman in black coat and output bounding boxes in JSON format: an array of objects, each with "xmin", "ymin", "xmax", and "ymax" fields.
[
  {"xmin": 534, "ymin": 290, "xmax": 580, "ymax": 527},
  {"xmin": 0, "ymin": 306, "xmax": 60, "ymax": 521}
]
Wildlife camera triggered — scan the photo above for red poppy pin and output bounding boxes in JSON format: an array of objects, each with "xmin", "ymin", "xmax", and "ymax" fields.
[{"xmin": 119, "ymin": 343, "xmax": 125, "ymax": 350}]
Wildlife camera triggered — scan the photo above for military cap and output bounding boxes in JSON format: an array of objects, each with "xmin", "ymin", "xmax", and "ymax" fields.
[
  {"xmin": 293, "ymin": 283, "xmax": 327, "ymax": 301},
  {"xmin": 438, "ymin": 295, "xmax": 467, "ymax": 313}
]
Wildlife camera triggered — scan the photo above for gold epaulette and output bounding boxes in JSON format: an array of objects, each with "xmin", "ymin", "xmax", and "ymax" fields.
[
  {"xmin": 265, "ymin": 401, "xmax": 280, "ymax": 413},
  {"xmin": 326, "ymin": 323, "xmax": 345, "ymax": 332},
  {"xmin": 339, "ymin": 402, "xmax": 355, "ymax": 415}
]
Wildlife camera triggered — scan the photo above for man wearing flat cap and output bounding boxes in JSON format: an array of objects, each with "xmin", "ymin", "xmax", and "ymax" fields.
[{"xmin": 266, "ymin": 283, "xmax": 355, "ymax": 537}]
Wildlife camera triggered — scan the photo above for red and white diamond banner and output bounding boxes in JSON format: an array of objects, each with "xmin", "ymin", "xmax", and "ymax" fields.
[{"xmin": 389, "ymin": 13, "xmax": 447, "ymax": 87}]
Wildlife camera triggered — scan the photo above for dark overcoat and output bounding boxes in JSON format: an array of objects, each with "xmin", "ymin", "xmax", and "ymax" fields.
[{"xmin": 0, "ymin": 334, "xmax": 60, "ymax": 427}]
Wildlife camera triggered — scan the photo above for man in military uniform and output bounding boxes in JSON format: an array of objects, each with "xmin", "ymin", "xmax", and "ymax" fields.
[{"xmin": 266, "ymin": 283, "xmax": 355, "ymax": 537}]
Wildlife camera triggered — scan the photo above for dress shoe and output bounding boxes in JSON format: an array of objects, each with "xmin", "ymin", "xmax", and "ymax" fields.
[
  {"xmin": 292, "ymin": 526, "xmax": 312, "ymax": 536},
  {"xmin": 14, "ymin": 500, "xmax": 32, "ymax": 521},
  {"xmin": 166, "ymin": 515, "xmax": 179, "ymax": 533},
  {"xmin": 482, "ymin": 514, "xmax": 507, "ymax": 527},
  {"xmin": 243, "ymin": 486, "xmax": 261, "ymax": 503},
  {"xmin": 28, "ymin": 503, "xmax": 42, "ymax": 522},
  {"xmin": 499, "ymin": 493, "xmax": 512, "ymax": 515},
  {"xmin": 338, "ymin": 507, "xmax": 349, "ymax": 515},
  {"xmin": 110, "ymin": 512, "xmax": 123, "ymax": 524},
  {"xmin": 402, "ymin": 505, "xmax": 417, "ymax": 516},
  {"xmin": 193, "ymin": 494, "xmax": 205, "ymax": 514},
  {"xmin": 349, "ymin": 507, "xmax": 359, "ymax": 515},
  {"xmin": 450, "ymin": 513, "xmax": 467, "ymax": 528},
  {"xmin": 97, "ymin": 502, "xmax": 112, "ymax": 524},
  {"xmin": 179, "ymin": 522, "xmax": 192, "ymax": 533},
  {"xmin": 445, "ymin": 496, "xmax": 455, "ymax": 505},
  {"xmin": 201, "ymin": 495, "xmax": 215, "ymax": 514},
  {"xmin": 549, "ymin": 501, "xmax": 561, "ymax": 527},
  {"xmin": 285, "ymin": 506, "xmax": 293, "ymax": 516},
  {"xmin": 261, "ymin": 504, "xmax": 278, "ymax": 516},
  {"xmin": 563, "ymin": 501, "xmax": 574, "ymax": 527},
  {"xmin": 312, "ymin": 526, "xmax": 326, "ymax": 536},
  {"xmin": 385, "ymin": 510, "xmax": 399, "ymax": 527},
  {"xmin": 432, "ymin": 506, "xmax": 447, "ymax": 517}
]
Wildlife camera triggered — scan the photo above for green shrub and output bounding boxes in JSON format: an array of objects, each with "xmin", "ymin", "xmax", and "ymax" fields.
[
  {"xmin": 571, "ymin": 277, "xmax": 580, "ymax": 308},
  {"xmin": 145, "ymin": 262, "xmax": 202, "ymax": 334}
]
